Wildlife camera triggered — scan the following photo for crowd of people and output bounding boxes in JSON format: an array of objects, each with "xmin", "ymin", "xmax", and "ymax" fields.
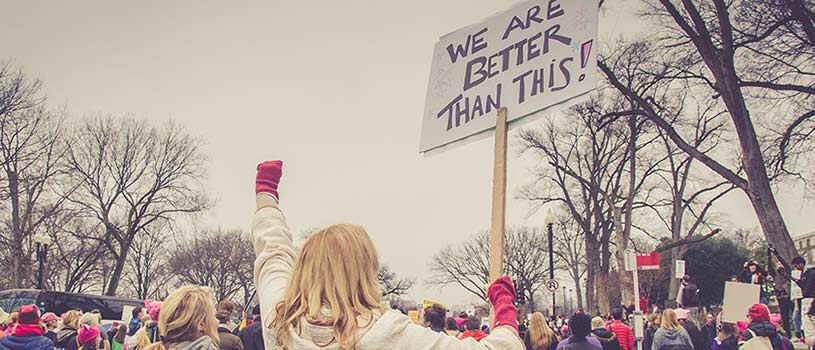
[{"xmin": 1, "ymin": 160, "xmax": 809, "ymax": 350}]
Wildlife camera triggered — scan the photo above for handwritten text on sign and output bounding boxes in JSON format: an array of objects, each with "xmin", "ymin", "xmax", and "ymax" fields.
[{"xmin": 420, "ymin": 0, "xmax": 598, "ymax": 152}]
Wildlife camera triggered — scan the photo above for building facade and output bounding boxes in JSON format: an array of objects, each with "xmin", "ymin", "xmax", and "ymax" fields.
[{"xmin": 794, "ymin": 231, "xmax": 815, "ymax": 263}]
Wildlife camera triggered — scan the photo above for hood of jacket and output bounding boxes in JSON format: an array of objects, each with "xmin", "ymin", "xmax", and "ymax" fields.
[
  {"xmin": 748, "ymin": 321, "xmax": 778, "ymax": 338},
  {"xmin": 170, "ymin": 336, "xmax": 218, "ymax": 350},
  {"xmin": 55, "ymin": 328, "xmax": 77, "ymax": 344},
  {"xmin": 0, "ymin": 334, "xmax": 54, "ymax": 350},
  {"xmin": 276, "ymin": 308, "xmax": 382, "ymax": 349},
  {"xmin": 657, "ymin": 328, "xmax": 686, "ymax": 341},
  {"xmin": 592, "ymin": 329, "xmax": 618, "ymax": 343}
]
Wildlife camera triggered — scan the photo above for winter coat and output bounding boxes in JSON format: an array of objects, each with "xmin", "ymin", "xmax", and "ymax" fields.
[
  {"xmin": 741, "ymin": 321, "xmax": 783, "ymax": 350},
  {"xmin": 0, "ymin": 335, "xmax": 54, "ymax": 350},
  {"xmin": 55, "ymin": 328, "xmax": 77, "ymax": 348},
  {"xmin": 591, "ymin": 329, "xmax": 624, "ymax": 350},
  {"xmin": 164, "ymin": 335, "xmax": 218, "ymax": 350},
  {"xmin": 643, "ymin": 327, "xmax": 657, "ymax": 350},
  {"xmin": 680, "ymin": 283, "xmax": 700, "ymax": 308},
  {"xmin": 44, "ymin": 331, "xmax": 56, "ymax": 344},
  {"xmin": 700, "ymin": 323, "xmax": 716, "ymax": 348},
  {"xmin": 555, "ymin": 337, "xmax": 602, "ymax": 350},
  {"xmin": 218, "ymin": 326, "xmax": 245, "ymax": 350},
  {"xmin": 128, "ymin": 318, "xmax": 142, "ymax": 336},
  {"xmin": 239, "ymin": 321, "xmax": 265, "ymax": 350},
  {"xmin": 683, "ymin": 321, "xmax": 709, "ymax": 350},
  {"xmin": 252, "ymin": 201, "xmax": 524, "ymax": 350},
  {"xmin": 651, "ymin": 328, "xmax": 693, "ymax": 350},
  {"xmin": 610, "ymin": 321, "xmax": 635, "ymax": 350},
  {"xmin": 713, "ymin": 336, "xmax": 738, "ymax": 350}
]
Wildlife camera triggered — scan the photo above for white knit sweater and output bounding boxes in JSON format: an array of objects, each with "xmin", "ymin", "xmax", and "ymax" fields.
[{"xmin": 252, "ymin": 198, "xmax": 524, "ymax": 350}]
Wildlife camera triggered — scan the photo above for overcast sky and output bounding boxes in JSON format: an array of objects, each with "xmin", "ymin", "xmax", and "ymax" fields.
[{"xmin": 2, "ymin": 0, "xmax": 813, "ymax": 306}]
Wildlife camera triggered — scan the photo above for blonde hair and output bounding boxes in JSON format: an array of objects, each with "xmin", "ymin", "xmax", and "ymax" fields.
[
  {"xmin": 591, "ymin": 316, "xmax": 606, "ymax": 330},
  {"xmin": 79, "ymin": 312, "xmax": 101, "ymax": 327},
  {"xmin": 271, "ymin": 223, "xmax": 384, "ymax": 349},
  {"xmin": 62, "ymin": 310, "xmax": 83, "ymax": 330},
  {"xmin": 144, "ymin": 285, "xmax": 219, "ymax": 350},
  {"xmin": 660, "ymin": 309, "xmax": 682, "ymax": 330},
  {"xmin": 528, "ymin": 312, "xmax": 557, "ymax": 350},
  {"xmin": 134, "ymin": 326, "xmax": 152, "ymax": 349}
]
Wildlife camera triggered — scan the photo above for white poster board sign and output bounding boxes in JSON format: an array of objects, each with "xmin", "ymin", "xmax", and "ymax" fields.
[
  {"xmin": 675, "ymin": 260, "xmax": 686, "ymax": 279},
  {"xmin": 722, "ymin": 281, "xmax": 760, "ymax": 323},
  {"xmin": 420, "ymin": 0, "xmax": 599, "ymax": 152},
  {"xmin": 121, "ymin": 305, "xmax": 135, "ymax": 324}
]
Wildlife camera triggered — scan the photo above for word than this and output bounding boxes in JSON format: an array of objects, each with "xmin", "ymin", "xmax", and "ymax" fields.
[
  {"xmin": 436, "ymin": 83, "xmax": 502, "ymax": 131},
  {"xmin": 512, "ymin": 56, "xmax": 575, "ymax": 104}
]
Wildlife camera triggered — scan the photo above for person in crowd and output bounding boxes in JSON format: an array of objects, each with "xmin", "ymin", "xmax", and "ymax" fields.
[
  {"xmin": 519, "ymin": 324, "xmax": 528, "ymax": 343},
  {"xmin": 456, "ymin": 312, "xmax": 469, "ymax": 331},
  {"xmin": 773, "ymin": 262, "xmax": 794, "ymax": 337},
  {"xmin": 712, "ymin": 323, "xmax": 738, "ymax": 350},
  {"xmin": 42, "ymin": 312, "xmax": 60, "ymax": 343},
  {"xmin": 56, "ymin": 310, "xmax": 83, "ymax": 350},
  {"xmin": 526, "ymin": 312, "xmax": 559, "ymax": 350},
  {"xmin": 125, "ymin": 316, "xmax": 152, "ymax": 350},
  {"xmin": 555, "ymin": 312, "xmax": 600, "ymax": 350},
  {"xmin": 678, "ymin": 276, "xmax": 700, "ymax": 323},
  {"xmin": 640, "ymin": 295, "xmax": 649, "ymax": 315},
  {"xmin": 652, "ymin": 309, "xmax": 693, "ymax": 350},
  {"xmin": 144, "ymin": 300, "xmax": 162, "ymax": 343},
  {"xmin": 590, "ymin": 316, "xmax": 623, "ymax": 350},
  {"xmin": 0, "ymin": 304, "xmax": 54, "ymax": 350},
  {"xmin": 740, "ymin": 261, "xmax": 769, "ymax": 304},
  {"xmin": 2, "ymin": 313, "xmax": 17, "ymax": 336},
  {"xmin": 561, "ymin": 325, "xmax": 571, "ymax": 339},
  {"xmin": 643, "ymin": 313, "xmax": 660, "ymax": 350},
  {"xmin": 216, "ymin": 300, "xmax": 244, "ymax": 350},
  {"xmin": 252, "ymin": 160, "xmax": 523, "ymax": 349},
  {"xmin": 111, "ymin": 325, "xmax": 127, "ymax": 350},
  {"xmin": 78, "ymin": 325, "xmax": 101, "ymax": 350},
  {"xmin": 106, "ymin": 323, "xmax": 119, "ymax": 345},
  {"xmin": 422, "ymin": 304, "xmax": 446, "ymax": 333},
  {"xmin": 445, "ymin": 317, "xmax": 460, "ymax": 337},
  {"xmin": 142, "ymin": 285, "xmax": 219, "ymax": 350},
  {"xmin": 458, "ymin": 316, "xmax": 488, "ymax": 342},
  {"xmin": 790, "ymin": 256, "xmax": 806, "ymax": 340},
  {"xmin": 675, "ymin": 308, "xmax": 708, "ymax": 350},
  {"xmin": 700, "ymin": 313, "xmax": 716, "ymax": 348},
  {"xmin": 129, "ymin": 307, "xmax": 145, "ymax": 337},
  {"xmin": 741, "ymin": 304, "xmax": 783, "ymax": 350},
  {"xmin": 239, "ymin": 305, "xmax": 264, "ymax": 350},
  {"xmin": 79, "ymin": 312, "xmax": 110, "ymax": 350},
  {"xmin": 609, "ymin": 308, "xmax": 634, "ymax": 350}
]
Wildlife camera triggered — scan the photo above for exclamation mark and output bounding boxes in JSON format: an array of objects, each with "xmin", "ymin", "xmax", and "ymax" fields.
[{"xmin": 579, "ymin": 40, "xmax": 593, "ymax": 82}]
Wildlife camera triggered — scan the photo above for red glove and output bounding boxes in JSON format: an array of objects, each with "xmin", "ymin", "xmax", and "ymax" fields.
[
  {"xmin": 256, "ymin": 161, "xmax": 283, "ymax": 200},
  {"xmin": 487, "ymin": 276, "xmax": 518, "ymax": 331}
]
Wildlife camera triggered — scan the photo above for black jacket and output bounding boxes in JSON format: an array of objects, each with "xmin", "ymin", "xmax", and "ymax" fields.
[
  {"xmin": 591, "ymin": 329, "xmax": 624, "ymax": 350},
  {"xmin": 643, "ymin": 326, "xmax": 657, "ymax": 350},
  {"xmin": 718, "ymin": 335, "xmax": 738, "ymax": 350},
  {"xmin": 701, "ymin": 322, "xmax": 716, "ymax": 348},
  {"xmin": 681, "ymin": 283, "xmax": 700, "ymax": 308},
  {"xmin": 683, "ymin": 320, "xmax": 709, "ymax": 350},
  {"xmin": 742, "ymin": 321, "xmax": 783, "ymax": 350},
  {"xmin": 239, "ymin": 321, "xmax": 265, "ymax": 350}
]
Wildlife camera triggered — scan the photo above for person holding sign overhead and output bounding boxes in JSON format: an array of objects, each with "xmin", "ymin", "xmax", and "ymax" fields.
[{"xmin": 252, "ymin": 161, "xmax": 524, "ymax": 349}]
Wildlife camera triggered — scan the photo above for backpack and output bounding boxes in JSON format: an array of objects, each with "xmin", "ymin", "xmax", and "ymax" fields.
[{"xmin": 739, "ymin": 329, "xmax": 773, "ymax": 350}]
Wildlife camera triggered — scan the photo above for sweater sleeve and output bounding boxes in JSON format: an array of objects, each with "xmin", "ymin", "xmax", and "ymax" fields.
[{"xmin": 252, "ymin": 198, "xmax": 295, "ymax": 328}]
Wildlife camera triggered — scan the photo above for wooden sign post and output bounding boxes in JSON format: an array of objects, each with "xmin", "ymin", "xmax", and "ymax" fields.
[{"xmin": 489, "ymin": 107, "xmax": 508, "ymax": 283}]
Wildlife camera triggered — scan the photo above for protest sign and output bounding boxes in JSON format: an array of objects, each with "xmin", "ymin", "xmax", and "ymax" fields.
[
  {"xmin": 420, "ymin": 0, "xmax": 599, "ymax": 152},
  {"xmin": 721, "ymin": 281, "xmax": 760, "ymax": 323}
]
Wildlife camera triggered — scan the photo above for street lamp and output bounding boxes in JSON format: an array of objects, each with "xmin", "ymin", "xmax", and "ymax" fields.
[
  {"xmin": 569, "ymin": 288, "xmax": 573, "ymax": 312},
  {"xmin": 544, "ymin": 208, "xmax": 556, "ymax": 315},
  {"xmin": 33, "ymin": 232, "xmax": 50, "ymax": 290}
]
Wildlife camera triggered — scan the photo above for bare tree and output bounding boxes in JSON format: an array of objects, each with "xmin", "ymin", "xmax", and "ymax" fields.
[
  {"xmin": 42, "ymin": 212, "xmax": 109, "ymax": 293},
  {"xmin": 168, "ymin": 228, "xmax": 254, "ymax": 302},
  {"xmin": 379, "ymin": 264, "xmax": 415, "ymax": 297},
  {"xmin": 427, "ymin": 226, "xmax": 550, "ymax": 311},
  {"xmin": 65, "ymin": 116, "xmax": 210, "ymax": 296},
  {"xmin": 0, "ymin": 62, "xmax": 69, "ymax": 288},
  {"xmin": 126, "ymin": 223, "xmax": 171, "ymax": 300},
  {"xmin": 599, "ymin": 0, "xmax": 814, "ymax": 261},
  {"xmin": 552, "ymin": 209, "xmax": 587, "ymax": 310}
]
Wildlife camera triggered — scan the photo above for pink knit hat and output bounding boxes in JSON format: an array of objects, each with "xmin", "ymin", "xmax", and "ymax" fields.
[
  {"xmin": 145, "ymin": 300, "xmax": 163, "ymax": 321},
  {"xmin": 673, "ymin": 308, "xmax": 690, "ymax": 320},
  {"xmin": 78, "ymin": 325, "xmax": 100, "ymax": 346}
]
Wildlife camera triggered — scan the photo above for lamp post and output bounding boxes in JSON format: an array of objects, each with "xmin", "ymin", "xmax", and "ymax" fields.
[
  {"xmin": 569, "ymin": 288, "xmax": 573, "ymax": 312},
  {"xmin": 544, "ymin": 209, "xmax": 556, "ymax": 316},
  {"xmin": 33, "ymin": 233, "xmax": 50, "ymax": 290}
]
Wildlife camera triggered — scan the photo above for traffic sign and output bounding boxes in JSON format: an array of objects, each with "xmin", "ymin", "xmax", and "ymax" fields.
[{"xmin": 546, "ymin": 279, "xmax": 560, "ymax": 292}]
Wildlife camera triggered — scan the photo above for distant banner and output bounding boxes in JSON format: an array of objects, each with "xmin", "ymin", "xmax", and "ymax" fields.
[{"xmin": 420, "ymin": 0, "xmax": 598, "ymax": 152}]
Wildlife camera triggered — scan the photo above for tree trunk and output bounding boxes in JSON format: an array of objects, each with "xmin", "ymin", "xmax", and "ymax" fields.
[
  {"xmin": 585, "ymin": 234, "xmax": 598, "ymax": 313},
  {"xmin": 7, "ymin": 169, "xmax": 26, "ymax": 288},
  {"xmin": 105, "ymin": 241, "xmax": 132, "ymax": 296},
  {"xmin": 596, "ymin": 270, "xmax": 611, "ymax": 314}
]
